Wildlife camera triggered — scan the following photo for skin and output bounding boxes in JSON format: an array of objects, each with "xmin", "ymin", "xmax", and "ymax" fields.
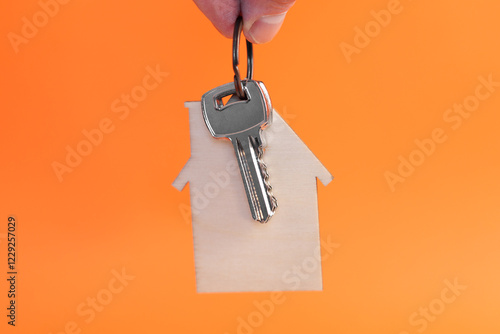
[{"xmin": 193, "ymin": 0, "xmax": 296, "ymax": 44}]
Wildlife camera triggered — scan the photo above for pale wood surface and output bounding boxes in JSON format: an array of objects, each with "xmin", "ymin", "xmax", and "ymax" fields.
[{"xmin": 173, "ymin": 102, "xmax": 333, "ymax": 293}]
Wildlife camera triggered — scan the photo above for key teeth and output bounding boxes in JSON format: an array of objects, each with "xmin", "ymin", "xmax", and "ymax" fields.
[{"xmin": 257, "ymin": 145, "xmax": 278, "ymax": 213}]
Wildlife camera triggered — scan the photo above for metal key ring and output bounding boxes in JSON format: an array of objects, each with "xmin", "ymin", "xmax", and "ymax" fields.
[{"xmin": 233, "ymin": 16, "xmax": 253, "ymax": 99}]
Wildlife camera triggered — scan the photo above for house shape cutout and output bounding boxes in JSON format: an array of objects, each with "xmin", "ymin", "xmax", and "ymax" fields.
[{"xmin": 173, "ymin": 101, "xmax": 333, "ymax": 293}]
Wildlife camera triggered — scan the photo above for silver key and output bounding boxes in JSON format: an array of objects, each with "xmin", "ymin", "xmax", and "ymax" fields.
[{"xmin": 201, "ymin": 80, "xmax": 277, "ymax": 223}]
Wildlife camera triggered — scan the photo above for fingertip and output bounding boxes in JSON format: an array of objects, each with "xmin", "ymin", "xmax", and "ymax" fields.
[{"xmin": 244, "ymin": 13, "xmax": 286, "ymax": 44}]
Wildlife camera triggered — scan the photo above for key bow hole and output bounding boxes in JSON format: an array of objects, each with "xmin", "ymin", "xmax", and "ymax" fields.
[{"xmin": 215, "ymin": 88, "xmax": 251, "ymax": 110}]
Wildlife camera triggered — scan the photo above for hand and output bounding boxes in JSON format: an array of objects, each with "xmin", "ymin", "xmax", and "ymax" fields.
[{"xmin": 193, "ymin": 0, "xmax": 296, "ymax": 44}]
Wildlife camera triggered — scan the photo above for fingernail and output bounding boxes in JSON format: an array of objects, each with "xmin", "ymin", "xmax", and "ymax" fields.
[{"xmin": 245, "ymin": 13, "xmax": 286, "ymax": 44}]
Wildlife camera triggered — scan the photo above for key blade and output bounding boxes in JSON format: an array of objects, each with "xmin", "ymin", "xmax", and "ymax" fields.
[
  {"xmin": 231, "ymin": 133, "xmax": 275, "ymax": 223},
  {"xmin": 255, "ymin": 143, "xmax": 278, "ymax": 212}
]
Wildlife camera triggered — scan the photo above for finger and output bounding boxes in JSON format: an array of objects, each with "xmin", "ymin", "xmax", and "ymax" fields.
[
  {"xmin": 193, "ymin": 0, "xmax": 241, "ymax": 38},
  {"xmin": 241, "ymin": 0, "xmax": 296, "ymax": 44}
]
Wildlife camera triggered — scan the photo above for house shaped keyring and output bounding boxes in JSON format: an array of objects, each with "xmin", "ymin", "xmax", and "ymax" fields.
[{"xmin": 173, "ymin": 102, "xmax": 333, "ymax": 293}]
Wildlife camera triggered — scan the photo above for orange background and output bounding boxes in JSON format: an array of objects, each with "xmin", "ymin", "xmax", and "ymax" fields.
[{"xmin": 1, "ymin": 0, "xmax": 500, "ymax": 333}]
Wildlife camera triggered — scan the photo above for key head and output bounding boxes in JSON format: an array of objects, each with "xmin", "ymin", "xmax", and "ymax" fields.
[{"xmin": 201, "ymin": 80, "xmax": 272, "ymax": 138}]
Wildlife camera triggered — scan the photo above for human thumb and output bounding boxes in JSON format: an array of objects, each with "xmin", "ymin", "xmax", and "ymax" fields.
[{"xmin": 242, "ymin": 0, "xmax": 296, "ymax": 44}]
